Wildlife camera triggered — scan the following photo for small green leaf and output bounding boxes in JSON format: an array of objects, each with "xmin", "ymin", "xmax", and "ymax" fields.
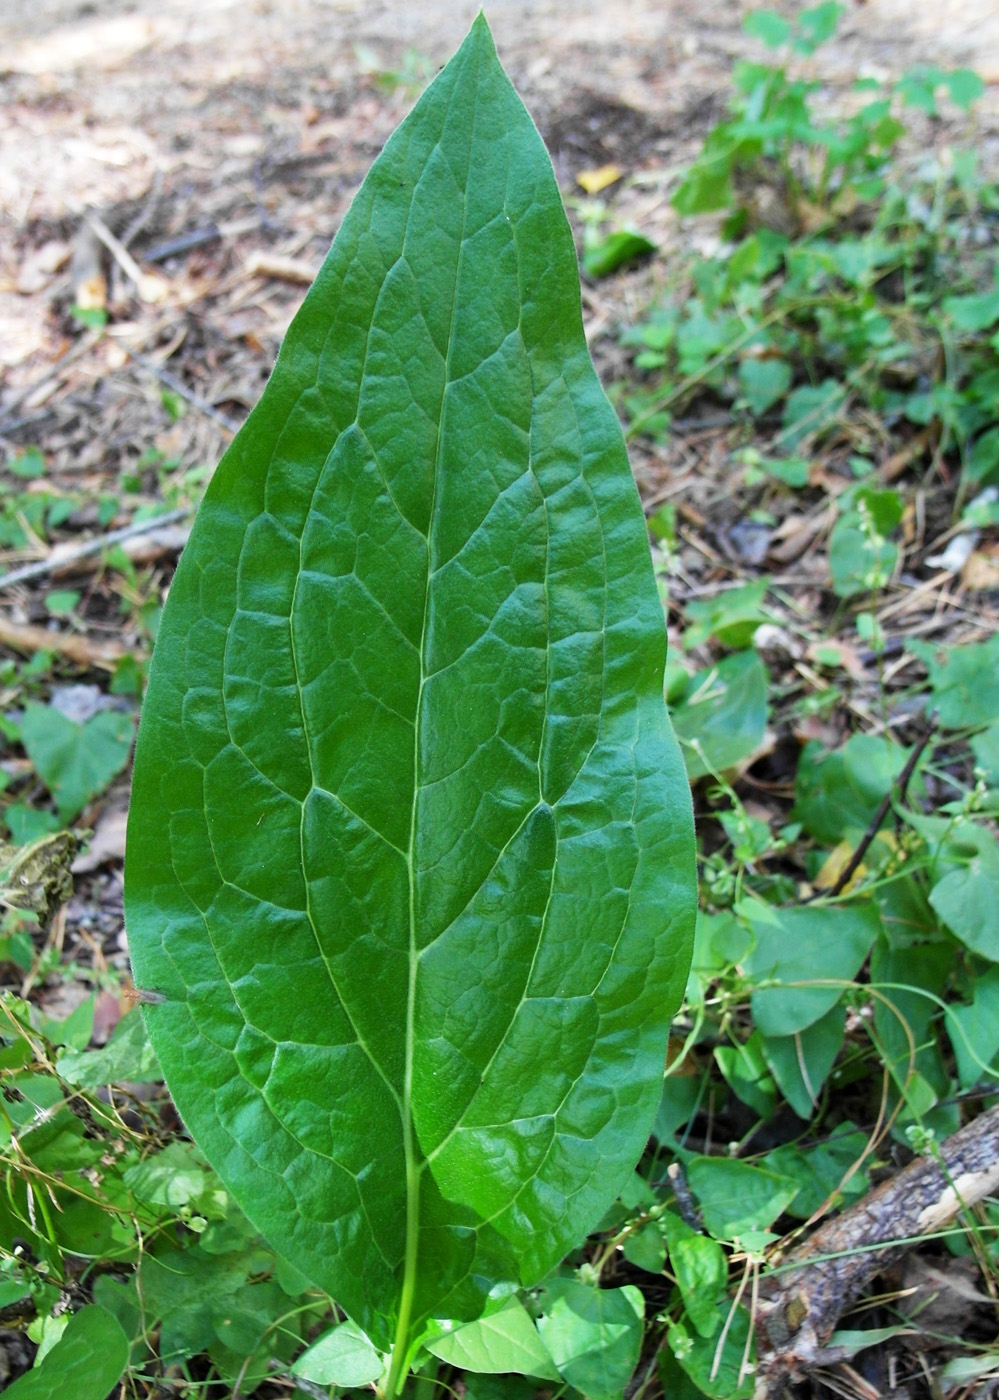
[
  {"xmin": 744, "ymin": 902, "xmax": 880, "ymax": 1036},
  {"xmin": 686, "ymin": 1158, "xmax": 799, "ymax": 1239},
  {"xmin": 671, "ymin": 650, "xmax": 769, "ymax": 780},
  {"xmin": 945, "ymin": 68, "xmax": 985, "ymax": 110},
  {"xmin": 929, "ymin": 826, "xmax": 999, "ymax": 960},
  {"xmin": 292, "ymin": 1320, "xmax": 385, "ymax": 1386},
  {"xmin": 59, "ymin": 1010, "xmax": 161, "ymax": 1087},
  {"xmin": 737, "ymin": 358, "xmax": 791, "ymax": 416},
  {"xmin": 781, "ymin": 379, "xmax": 844, "ymax": 447},
  {"xmin": 653, "ymin": 1075, "xmax": 702, "ymax": 1144},
  {"xmin": 537, "ymin": 1281, "xmax": 643, "ymax": 1400},
  {"xmin": 9, "ymin": 449, "xmax": 46, "ymax": 480},
  {"xmin": 829, "ymin": 506, "xmax": 898, "ymax": 598},
  {"xmin": 948, "ymin": 966, "xmax": 999, "ymax": 1089},
  {"xmin": 622, "ymin": 1221, "xmax": 666, "ymax": 1273},
  {"xmin": 743, "ymin": 10, "xmax": 791, "ymax": 48},
  {"xmin": 794, "ymin": 2, "xmax": 844, "ymax": 53},
  {"xmin": 663, "ymin": 1213, "xmax": 727, "ymax": 1338},
  {"xmin": 583, "ymin": 230, "xmax": 657, "ymax": 279},
  {"xmin": 972, "ymin": 722, "xmax": 999, "ymax": 786},
  {"xmin": 427, "ymin": 1298, "xmax": 559, "ymax": 1379},
  {"xmin": 4, "ymin": 1306, "xmax": 129, "ymax": 1400},
  {"xmin": 43, "ymin": 591, "xmax": 80, "ymax": 616},
  {"xmin": 943, "ymin": 288, "xmax": 999, "ymax": 332},
  {"xmin": 762, "ymin": 1004, "xmax": 845, "ymax": 1118},
  {"xmin": 2, "ymin": 806, "xmax": 61, "ymax": 845},
  {"xmin": 909, "ymin": 636, "xmax": 999, "ymax": 730},
  {"xmin": 0, "ymin": 1279, "xmax": 32, "ymax": 1311},
  {"xmin": 764, "ymin": 1129, "xmax": 870, "ymax": 1218},
  {"xmin": 871, "ymin": 933, "xmax": 951, "ymax": 1094},
  {"xmin": 671, "ymin": 129, "xmax": 743, "ymax": 215},
  {"xmin": 19, "ymin": 703, "xmax": 134, "ymax": 821},
  {"xmin": 123, "ymin": 1141, "xmax": 219, "ymax": 1212},
  {"xmin": 794, "ymin": 734, "xmax": 908, "ymax": 845},
  {"xmin": 662, "ymin": 1304, "xmax": 754, "ymax": 1399},
  {"xmin": 139, "ymin": 1247, "xmax": 252, "ymax": 1365},
  {"xmin": 683, "ymin": 580, "xmax": 769, "ymax": 651},
  {"xmin": 715, "ymin": 1031, "xmax": 776, "ymax": 1118}
]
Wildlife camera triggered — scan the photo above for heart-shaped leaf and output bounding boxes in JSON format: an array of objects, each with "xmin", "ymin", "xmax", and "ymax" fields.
[
  {"xmin": 427, "ymin": 1298, "xmax": 559, "ymax": 1379},
  {"xmin": 292, "ymin": 1320, "xmax": 384, "ymax": 1387},
  {"xmin": 125, "ymin": 14, "xmax": 695, "ymax": 1378},
  {"xmin": 20, "ymin": 702, "xmax": 134, "ymax": 820},
  {"xmin": 536, "ymin": 1281, "xmax": 644, "ymax": 1400}
]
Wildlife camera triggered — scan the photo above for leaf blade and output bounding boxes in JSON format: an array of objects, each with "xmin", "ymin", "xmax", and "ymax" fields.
[{"xmin": 126, "ymin": 14, "xmax": 694, "ymax": 1356}]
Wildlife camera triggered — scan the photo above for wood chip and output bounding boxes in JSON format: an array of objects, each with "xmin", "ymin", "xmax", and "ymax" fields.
[{"xmin": 245, "ymin": 252, "xmax": 319, "ymax": 285}]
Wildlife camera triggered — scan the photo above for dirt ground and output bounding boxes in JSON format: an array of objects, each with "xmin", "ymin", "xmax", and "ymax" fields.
[{"xmin": 2, "ymin": 0, "xmax": 999, "ymax": 390}]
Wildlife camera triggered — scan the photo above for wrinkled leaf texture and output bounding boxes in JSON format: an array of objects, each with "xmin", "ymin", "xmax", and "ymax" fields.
[{"xmin": 125, "ymin": 15, "xmax": 694, "ymax": 1361}]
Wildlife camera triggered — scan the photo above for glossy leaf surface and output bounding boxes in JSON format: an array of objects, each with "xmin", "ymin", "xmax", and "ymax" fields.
[{"xmin": 125, "ymin": 15, "xmax": 695, "ymax": 1361}]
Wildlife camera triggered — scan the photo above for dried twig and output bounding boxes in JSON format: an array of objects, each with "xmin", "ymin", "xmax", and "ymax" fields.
[
  {"xmin": 141, "ymin": 214, "xmax": 263, "ymax": 265},
  {"xmin": 0, "ymin": 507, "xmax": 190, "ymax": 592},
  {"xmin": 755, "ymin": 1104, "xmax": 999, "ymax": 1398},
  {"xmin": 85, "ymin": 212, "xmax": 168, "ymax": 304},
  {"xmin": 126, "ymin": 351, "xmax": 241, "ymax": 433},
  {"xmin": 0, "ymin": 616, "xmax": 127, "ymax": 671},
  {"xmin": 807, "ymin": 716, "xmax": 936, "ymax": 900}
]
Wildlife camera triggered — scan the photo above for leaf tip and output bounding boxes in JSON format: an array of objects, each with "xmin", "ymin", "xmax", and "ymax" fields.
[{"xmin": 469, "ymin": 9, "xmax": 497, "ymax": 52}]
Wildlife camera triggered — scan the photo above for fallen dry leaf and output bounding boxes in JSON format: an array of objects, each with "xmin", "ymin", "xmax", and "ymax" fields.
[
  {"xmin": 16, "ymin": 239, "xmax": 72, "ymax": 295},
  {"xmin": 72, "ymin": 805, "xmax": 128, "ymax": 874},
  {"xmin": 576, "ymin": 163, "xmax": 622, "ymax": 194},
  {"xmin": 962, "ymin": 548, "xmax": 999, "ymax": 591},
  {"xmin": 805, "ymin": 638, "xmax": 867, "ymax": 680}
]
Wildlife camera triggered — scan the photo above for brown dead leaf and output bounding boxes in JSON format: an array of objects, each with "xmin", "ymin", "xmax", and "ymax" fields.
[
  {"xmin": 792, "ymin": 713, "xmax": 845, "ymax": 749},
  {"xmin": 805, "ymin": 638, "xmax": 867, "ymax": 680},
  {"xmin": 962, "ymin": 548, "xmax": 999, "ymax": 591},
  {"xmin": 72, "ymin": 806, "xmax": 128, "ymax": 874},
  {"xmin": 92, "ymin": 989, "xmax": 124, "ymax": 1046},
  {"xmin": 769, "ymin": 508, "xmax": 834, "ymax": 564},
  {"xmin": 814, "ymin": 839, "xmax": 873, "ymax": 893},
  {"xmin": 881, "ymin": 427, "xmax": 936, "ymax": 481},
  {"xmin": 896, "ymin": 1255, "xmax": 993, "ymax": 1335},
  {"xmin": 16, "ymin": 240, "xmax": 72, "ymax": 295}
]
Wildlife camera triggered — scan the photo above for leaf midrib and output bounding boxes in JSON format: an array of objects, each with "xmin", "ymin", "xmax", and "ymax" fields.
[{"xmin": 394, "ymin": 58, "xmax": 478, "ymax": 1373}]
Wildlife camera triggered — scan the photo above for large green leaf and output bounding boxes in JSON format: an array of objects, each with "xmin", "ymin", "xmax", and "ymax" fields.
[
  {"xmin": 125, "ymin": 14, "xmax": 695, "ymax": 1375},
  {"xmin": 4, "ymin": 1306, "xmax": 129, "ymax": 1400}
]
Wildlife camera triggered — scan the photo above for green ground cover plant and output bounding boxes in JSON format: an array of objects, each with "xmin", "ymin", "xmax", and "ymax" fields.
[{"xmin": 1, "ymin": 5, "xmax": 998, "ymax": 1399}]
